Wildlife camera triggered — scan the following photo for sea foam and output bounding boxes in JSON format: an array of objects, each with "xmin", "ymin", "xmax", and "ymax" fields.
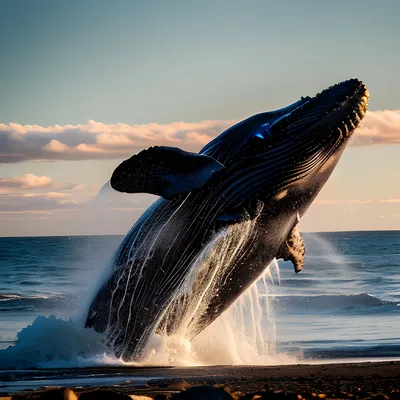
[{"xmin": 0, "ymin": 260, "xmax": 296, "ymax": 369}]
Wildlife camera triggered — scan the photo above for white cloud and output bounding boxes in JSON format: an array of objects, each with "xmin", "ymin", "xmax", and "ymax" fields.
[
  {"xmin": 315, "ymin": 199, "xmax": 400, "ymax": 205},
  {"xmin": 0, "ymin": 119, "xmax": 232, "ymax": 163},
  {"xmin": 0, "ymin": 193, "xmax": 87, "ymax": 213},
  {"xmin": 0, "ymin": 176, "xmax": 155, "ymax": 217},
  {"xmin": 315, "ymin": 199, "xmax": 341, "ymax": 205},
  {"xmin": 380, "ymin": 198, "xmax": 400, "ymax": 203},
  {"xmin": 42, "ymin": 139, "xmax": 70, "ymax": 153},
  {"xmin": 0, "ymin": 174, "xmax": 74, "ymax": 190},
  {"xmin": 352, "ymin": 110, "xmax": 400, "ymax": 146},
  {"xmin": 1, "ymin": 110, "xmax": 398, "ymax": 163},
  {"xmin": 36, "ymin": 192, "xmax": 71, "ymax": 199},
  {"xmin": 349, "ymin": 199, "xmax": 373, "ymax": 204},
  {"xmin": 0, "ymin": 174, "xmax": 104, "ymax": 216}
]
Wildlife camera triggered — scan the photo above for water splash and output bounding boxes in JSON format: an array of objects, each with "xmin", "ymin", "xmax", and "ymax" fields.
[
  {"xmin": 0, "ymin": 257, "xmax": 296, "ymax": 369},
  {"xmin": 96, "ymin": 210, "xmax": 292, "ymax": 365},
  {"xmin": 129, "ymin": 257, "xmax": 294, "ymax": 366},
  {"xmin": 305, "ymin": 232, "xmax": 347, "ymax": 267},
  {"xmin": 0, "ymin": 316, "xmax": 108, "ymax": 369},
  {"xmin": 155, "ymin": 217, "xmax": 258, "ymax": 339}
]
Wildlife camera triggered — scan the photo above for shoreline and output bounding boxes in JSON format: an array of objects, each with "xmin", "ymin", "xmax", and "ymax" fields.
[{"xmin": 1, "ymin": 360, "xmax": 399, "ymax": 398}]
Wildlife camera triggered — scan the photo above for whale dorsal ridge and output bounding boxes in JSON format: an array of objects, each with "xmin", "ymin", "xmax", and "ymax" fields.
[{"xmin": 110, "ymin": 146, "xmax": 226, "ymax": 200}]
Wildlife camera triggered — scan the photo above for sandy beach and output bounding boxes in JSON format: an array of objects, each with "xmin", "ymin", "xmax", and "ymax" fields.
[{"xmin": 1, "ymin": 361, "xmax": 399, "ymax": 399}]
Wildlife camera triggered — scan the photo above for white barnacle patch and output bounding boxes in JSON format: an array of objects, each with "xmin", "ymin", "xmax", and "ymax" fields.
[
  {"xmin": 274, "ymin": 189, "xmax": 288, "ymax": 201},
  {"xmin": 318, "ymin": 156, "xmax": 336, "ymax": 174}
]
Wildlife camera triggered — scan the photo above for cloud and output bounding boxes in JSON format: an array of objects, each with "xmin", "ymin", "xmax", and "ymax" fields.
[
  {"xmin": 0, "ymin": 119, "xmax": 233, "ymax": 163},
  {"xmin": 1, "ymin": 110, "xmax": 398, "ymax": 163},
  {"xmin": 0, "ymin": 176, "xmax": 155, "ymax": 216},
  {"xmin": 315, "ymin": 199, "xmax": 342, "ymax": 205},
  {"xmin": 380, "ymin": 198, "xmax": 400, "ymax": 203},
  {"xmin": 0, "ymin": 174, "xmax": 105, "ymax": 216},
  {"xmin": 349, "ymin": 199, "xmax": 373, "ymax": 204},
  {"xmin": 352, "ymin": 110, "xmax": 400, "ymax": 146},
  {"xmin": 0, "ymin": 193, "xmax": 86, "ymax": 213},
  {"xmin": 23, "ymin": 192, "xmax": 71, "ymax": 199},
  {"xmin": 0, "ymin": 174, "xmax": 54, "ymax": 189},
  {"xmin": 315, "ymin": 199, "xmax": 400, "ymax": 205},
  {"xmin": 0, "ymin": 174, "xmax": 75, "ymax": 191}
]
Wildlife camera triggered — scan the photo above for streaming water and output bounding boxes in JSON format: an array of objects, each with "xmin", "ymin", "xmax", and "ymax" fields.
[
  {"xmin": 89, "ymin": 183, "xmax": 291, "ymax": 364},
  {"xmin": 140, "ymin": 259, "xmax": 290, "ymax": 366},
  {"xmin": 105, "ymin": 202, "xmax": 291, "ymax": 366}
]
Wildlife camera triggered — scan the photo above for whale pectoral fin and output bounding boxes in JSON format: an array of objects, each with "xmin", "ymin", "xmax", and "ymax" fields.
[
  {"xmin": 276, "ymin": 225, "xmax": 305, "ymax": 273},
  {"xmin": 110, "ymin": 146, "xmax": 226, "ymax": 199}
]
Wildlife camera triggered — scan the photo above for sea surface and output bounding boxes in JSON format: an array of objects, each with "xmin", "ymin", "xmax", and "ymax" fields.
[{"xmin": 0, "ymin": 231, "xmax": 399, "ymax": 371}]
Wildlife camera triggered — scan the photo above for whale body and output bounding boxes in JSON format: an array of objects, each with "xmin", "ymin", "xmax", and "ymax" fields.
[{"xmin": 86, "ymin": 79, "xmax": 369, "ymax": 361}]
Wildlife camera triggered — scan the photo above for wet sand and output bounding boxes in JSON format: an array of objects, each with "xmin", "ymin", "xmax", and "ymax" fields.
[{"xmin": 1, "ymin": 361, "xmax": 399, "ymax": 399}]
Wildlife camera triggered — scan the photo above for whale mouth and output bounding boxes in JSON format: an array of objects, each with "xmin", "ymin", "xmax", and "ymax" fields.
[
  {"xmin": 272, "ymin": 78, "xmax": 369, "ymax": 140},
  {"xmin": 222, "ymin": 79, "xmax": 370, "ymax": 212}
]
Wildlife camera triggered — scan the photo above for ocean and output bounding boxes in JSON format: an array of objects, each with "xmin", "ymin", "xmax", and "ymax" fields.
[{"xmin": 0, "ymin": 231, "xmax": 399, "ymax": 371}]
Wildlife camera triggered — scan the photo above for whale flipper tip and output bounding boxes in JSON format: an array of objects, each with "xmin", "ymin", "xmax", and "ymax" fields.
[{"xmin": 110, "ymin": 146, "xmax": 226, "ymax": 199}]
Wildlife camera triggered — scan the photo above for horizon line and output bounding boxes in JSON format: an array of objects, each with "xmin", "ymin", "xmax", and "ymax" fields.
[{"xmin": 1, "ymin": 228, "xmax": 399, "ymax": 239}]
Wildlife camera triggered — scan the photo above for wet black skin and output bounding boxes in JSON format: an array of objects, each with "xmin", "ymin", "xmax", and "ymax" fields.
[{"xmin": 86, "ymin": 79, "xmax": 369, "ymax": 361}]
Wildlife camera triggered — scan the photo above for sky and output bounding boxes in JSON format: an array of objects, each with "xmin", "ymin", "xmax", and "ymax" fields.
[{"xmin": 1, "ymin": 0, "xmax": 399, "ymax": 237}]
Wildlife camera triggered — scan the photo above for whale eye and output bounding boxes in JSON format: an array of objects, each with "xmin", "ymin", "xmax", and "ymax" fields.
[
  {"xmin": 253, "ymin": 123, "xmax": 272, "ymax": 140},
  {"xmin": 261, "ymin": 123, "xmax": 272, "ymax": 137},
  {"xmin": 244, "ymin": 123, "xmax": 273, "ymax": 152}
]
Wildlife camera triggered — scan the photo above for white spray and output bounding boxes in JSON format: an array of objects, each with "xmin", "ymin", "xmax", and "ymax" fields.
[
  {"xmin": 135, "ymin": 215, "xmax": 292, "ymax": 366},
  {"xmin": 137, "ymin": 259, "xmax": 292, "ymax": 366}
]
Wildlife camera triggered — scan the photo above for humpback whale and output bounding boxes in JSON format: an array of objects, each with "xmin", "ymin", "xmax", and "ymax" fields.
[{"xmin": 86, "ymin": 79, "xmax": 369, "ymax": 361}]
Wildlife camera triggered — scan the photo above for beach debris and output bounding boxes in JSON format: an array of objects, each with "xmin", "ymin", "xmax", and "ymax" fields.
[
  {"xmin": 79, "ymin": 388, "xmax": 132, "ymax": 399},
  {"xmin": 170, "ymin": 385, "xmax": 234, "ymax": 399}
]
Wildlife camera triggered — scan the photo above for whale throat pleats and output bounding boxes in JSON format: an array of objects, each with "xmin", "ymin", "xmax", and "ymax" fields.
[{"xmin": 110, "ymin": 146, "xmax": 226, "ymax": 200}]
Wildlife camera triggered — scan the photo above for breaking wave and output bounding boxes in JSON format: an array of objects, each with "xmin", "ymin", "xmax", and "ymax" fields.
[
  {"xmin": 0, "ymin": 293, "xmax": 71, "ymax": 312},
  {"xmin": 271, "ymin": 293, "xmax": 399, "ymax": 314},
  {"xmin": 0, "ymin": 316, "xmax": 110, "ymax": 369}
]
